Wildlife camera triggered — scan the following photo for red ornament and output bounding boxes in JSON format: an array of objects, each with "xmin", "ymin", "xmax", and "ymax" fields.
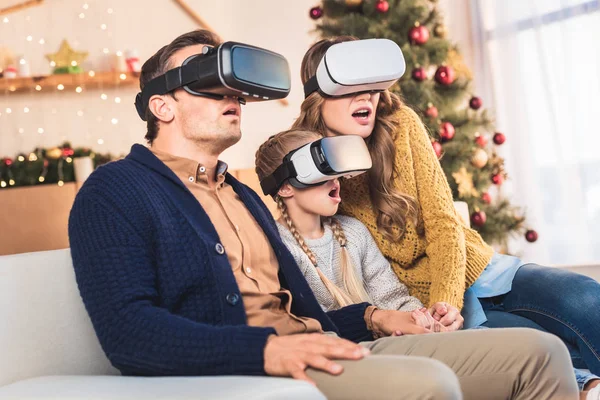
[
  {"xmin": 474, "ymin": 134, "xmax": 488, "ymax": 148},
  {"xmin": 481, "ymin": 192, "xmax": 492, "ymax": 204},
  {"xmin": 493, "ymin": 132, "xmax": 506, "ymax": 145},
  {"xmin": 408, "ymin": 24, "xmax": 430, "ymax": 45},
  {"xmin": 471, "ymin": 210, "xmax": 487, "ymax": 227},
  {"xmin": 432, "ymin": 141, "xmax": 442, "ymax": 159},
  {"xmin": 439, "ymin": 122, "xmax": 455, "ymax": 142},
  {"xmin": 43, "ymin": 159, "xmax": 49, "ymax": 168},
  {"xmin": 525, "ymin": 229, "xmax": 539, "ymax": 243},
  {"xmin": 469, "ymin": 96, "xmax": 482, "ymax": 110},
  {"xmin": 434, "ymin": 65, "xmax": 455, "ymax": 86},
  {"xmin": 412, "ymin": 67, "xmax": 427, "ymax": 82},
  {"xmin": 425, "ymin": 104, "xmax": 438, "ymax": 118},
  {"xmin": 62, "ymin": 147, "xmax": 75, "ymax": 157},
  {"xmin": 3, "ymin": 158, "xmax": 13, "ymax": 167},
  {"xmin": 309, "ymin": 6, "xmax": 323, "ymax": 20},
  {"xmin": 375, "ymin": 0, "xmax": 389, "ymax": 13},
  {"xmin": 491, "ymin": 173, "xmax": 504, "ymax": 185}
]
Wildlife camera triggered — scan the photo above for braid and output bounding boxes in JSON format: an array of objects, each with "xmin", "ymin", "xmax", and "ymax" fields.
[
  {"xmin": 329, "ymin": 217, "xmax": 372, "ymax": 304},
  {"xmin": 278, "ymin": 197, "xmax": 317, "ymax": 266},
  {"xmin": 277, "ymin": 198, "xmax": 355, "ymax": 308}
]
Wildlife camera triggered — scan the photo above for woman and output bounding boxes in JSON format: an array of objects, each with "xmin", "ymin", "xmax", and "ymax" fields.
[{"xmin": 292, "ymin": 36, "xmax": 600, "ymax": 393}]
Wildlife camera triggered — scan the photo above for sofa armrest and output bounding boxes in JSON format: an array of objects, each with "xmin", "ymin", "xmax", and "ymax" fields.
[{"xmin": 0, "ymin": 375, "xmax": 326, "ymax": 400}]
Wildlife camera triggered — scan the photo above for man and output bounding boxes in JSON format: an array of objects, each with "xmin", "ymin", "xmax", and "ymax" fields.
[{"xmin": 69, "ymin": 29, "xmax": 578, "ymax": 400}]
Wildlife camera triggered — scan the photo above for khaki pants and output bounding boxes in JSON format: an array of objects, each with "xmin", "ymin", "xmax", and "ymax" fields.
[{"xmin": 307, "ymin": 328, "xmax": 578, "ymax": 400}]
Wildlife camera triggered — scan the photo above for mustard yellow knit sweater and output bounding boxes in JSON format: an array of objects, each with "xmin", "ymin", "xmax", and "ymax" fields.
[{"xmin": 339, "ymin": 106, "xmax": 494, "ymax": 309}]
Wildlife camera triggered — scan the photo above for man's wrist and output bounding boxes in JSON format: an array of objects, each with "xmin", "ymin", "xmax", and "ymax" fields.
[{"xmin": 364, "ymin": 306, "xmax": 385, "ymax": 339}]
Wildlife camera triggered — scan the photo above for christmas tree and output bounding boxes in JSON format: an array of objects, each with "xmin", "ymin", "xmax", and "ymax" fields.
[{"xmin": 309, "ymin": 0, "xmax": 538, "ymax": 248}]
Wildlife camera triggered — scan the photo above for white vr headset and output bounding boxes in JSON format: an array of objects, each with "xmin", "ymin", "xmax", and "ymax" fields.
[
  {"xmin": 303, "ymin": 38, "xmax": 406, "ymax": 98},
  {"xmin": 260, "ymin": 135, "xmax": 372, "ymax": 197}
]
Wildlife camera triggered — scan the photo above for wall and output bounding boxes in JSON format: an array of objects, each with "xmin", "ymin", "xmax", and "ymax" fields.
[{"xmin": 0, "ymin": 0, "xmax": 475, "ymax": 169}]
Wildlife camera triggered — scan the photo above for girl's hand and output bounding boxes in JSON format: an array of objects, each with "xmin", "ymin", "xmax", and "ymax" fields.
[{"xmin": 411, "ymin": 308, "xmax": 447, "ymax": 333}]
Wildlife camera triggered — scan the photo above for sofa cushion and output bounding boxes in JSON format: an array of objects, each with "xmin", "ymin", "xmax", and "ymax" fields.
[
  {"xmin": 0, "ymin": 249, "xmax": 118, "ymax": 387},
  {"xmin": 0, "ymin": 375, "xmax": 325, "ymax": 400}
]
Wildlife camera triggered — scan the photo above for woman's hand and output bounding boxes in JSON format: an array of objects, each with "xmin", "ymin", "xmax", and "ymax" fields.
[
  {"xmin": 411, "ymin": 308, "xmax": 447, "ymax": 333},
  {"xmin": 428, "ymin": 302, "xmax": 464, "ymax": 331}
]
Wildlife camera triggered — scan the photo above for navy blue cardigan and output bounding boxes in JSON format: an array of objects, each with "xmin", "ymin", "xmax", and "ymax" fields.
[{"xmin": 69, "ymin": 144, "xmax": 371, "ymax": 377}]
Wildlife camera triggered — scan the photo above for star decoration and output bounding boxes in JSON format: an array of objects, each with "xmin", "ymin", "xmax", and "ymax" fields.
[
  {"xmin": 45, "ymin": 40, "xmax": 88, "ymax": 73},
  {"xmin": 452, "ymin": 167, "xmax": 479, "ymax": 198}
]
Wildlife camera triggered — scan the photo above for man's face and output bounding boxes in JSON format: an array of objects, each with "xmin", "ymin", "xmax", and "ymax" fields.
[{"xmin": 168, "ymin": 44, "xmax": 242, "ymax": 153}]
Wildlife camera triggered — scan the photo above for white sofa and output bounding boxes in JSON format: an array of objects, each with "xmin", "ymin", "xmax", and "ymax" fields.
[{"xmin": 0, "ymin": 249, "xmax": 325, "ymax": 400}]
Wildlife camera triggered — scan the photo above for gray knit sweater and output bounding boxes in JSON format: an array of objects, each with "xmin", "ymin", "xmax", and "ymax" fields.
[{"xmin": 277, "ymin": 215, "xmax": 423, "ymax": 312}]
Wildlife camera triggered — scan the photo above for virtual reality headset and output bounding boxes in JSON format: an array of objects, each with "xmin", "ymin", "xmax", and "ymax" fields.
[
  {"xmin": 135, "ymin": 41, "xmax": 291, "ymax": 121},
  {"xmin": 303, "ymin": 38, "xmax": 405, "ymax": 98},
  {"xmin": 260, "ymin": 135, "xmax": 372, "ymax": 197}
]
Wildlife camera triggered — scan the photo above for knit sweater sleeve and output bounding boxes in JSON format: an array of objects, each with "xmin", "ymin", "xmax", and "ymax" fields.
[
  {"xmin": 404, "ymin": 108, "xmax": 467, "ymax": 309},
  {"xmin": 339, "ymin": 216, "xmax": 423, "ymax": 312},
  {"xmin": 69, "ymin": 186, "xmax": 275, "ymax": 377}
]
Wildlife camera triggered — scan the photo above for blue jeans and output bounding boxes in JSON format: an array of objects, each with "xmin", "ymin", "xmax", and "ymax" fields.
[{"xmin": 480, "ymin": 264, "xmax": 600, "ymax": 388}]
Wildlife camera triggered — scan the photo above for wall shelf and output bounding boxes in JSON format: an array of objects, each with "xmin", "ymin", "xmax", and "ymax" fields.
[{"xmin": 0, "ymin": 71, "xmax": 139, "ymax": 94}]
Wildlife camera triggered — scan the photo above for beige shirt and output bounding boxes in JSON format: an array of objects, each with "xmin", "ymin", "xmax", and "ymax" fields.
[{"xmin": 152, "ymin": 148, "xmax": 322, "ymax": 335}]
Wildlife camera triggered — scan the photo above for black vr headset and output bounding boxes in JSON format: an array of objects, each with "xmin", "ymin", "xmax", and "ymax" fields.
[{"xmin": 135, "ymin": 41, "xmax": 291, "ymax": 121}]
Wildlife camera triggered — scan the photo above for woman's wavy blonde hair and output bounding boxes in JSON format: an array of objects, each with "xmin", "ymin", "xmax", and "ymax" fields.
[
  {"xmin": 292, "ymin": 36, "xmax": 419, "ymax": 241},
  {"xmin": 255, "ymin": 128, "xmax": 371, "ymax": 308}
]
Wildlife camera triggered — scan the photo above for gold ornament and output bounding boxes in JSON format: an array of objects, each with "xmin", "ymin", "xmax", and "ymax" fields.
[
  {"xmin": 345, "ymin": 0, "xmax": 363, "ymax": 7},
  {"xmin": 434, "ymin": 24, "xmax": 447, "ymax": 38},
  {"xmin": 446, "ymin": 49, "xmax": 473, "ymax": 80},
  {"xmin": 46, "ymin": 147, "xmax": 62, "ymax": 160},
  {"xmin": 45, "ymin": 40, "xmax": 88, "ymax": 71},
  {"xmin": 452, "ymin": 167, "xmax": 479, "ymax": 198},
  {"xmin": 471, "ymin": 148, "xmax": 489, "ymax": 168}
]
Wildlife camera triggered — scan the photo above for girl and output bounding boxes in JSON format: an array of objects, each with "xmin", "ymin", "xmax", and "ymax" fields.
[
  {"xmin": 255, "ymin": 129, "xmax": 443, "ymax": 332},
  {"xmin": 292, "ymin": 36, "xmax": 600, "ymax": 394}
]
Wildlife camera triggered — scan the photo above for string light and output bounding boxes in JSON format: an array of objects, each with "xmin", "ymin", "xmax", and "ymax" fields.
[
  {"xmin": 111, "ymin": 118, "xmax": 118, "ymax": 124},
  {"xmin": 77, "ymin": 110, "xmax": 84, "ymax": 116},
  {"xmin": 58, "ymin": 180, "xmax": 64, "ymax": 187},
  {"xmin": 26, "ymin": 35, "xmax": 33, "ymax": 41},
  {"xmin": 83, "ymin": 3, "xmax": 89, "ymax": 9},
  {"xmin": 66, "ymin": 157, "xmax": 73, "ymax": 163},
  {"xmin": 38, "ymin": 128, "xmax": 44, "ymax": 134},
  {"xmin": 50, "ymin": 61, "xmax": 56, "ymax": 67},
  {"xmin": 18, "ymin": 129, "xmax": 24, "ymax": 134},
  {"xmin": 116, "ymin": 50, "xmax": 123, "ymax": 56},
  {"xmin": 3, "ymin": 17, "xmax": 9, "ymax": 23},
  {"xmin": 100, "ymin": 93, "xmax": 107, "ymax": 100},
  {"xmin": 35, "ymin": 85, "xmax": 42, "ymax": 91},
  {"xmin": 29, "ymin": 154, "xmax": 38, "ymax": 162},
  {"xmin": 100, "ymin": 24, "xmax": 107, "ymax": 30},
  {"xmin": 75, "ymin": 86, "xmax": 83, "ymax": 93},
  {"xmin": 6, "ymin": 108, "xmax": 12, "ymax": 114},
  {"xmin": 97, "ymin": 139, "xmax": 104, "ymax": 145},
  {"xmin": 19, "ymin": 59, "xmax": 26, "ymax": 65},
  {"xmin": 38, "ymin": 176, "xmax": 45, "ymax": 183},
  {"xmin": 18, "ymin": 156, "xmax": 25, "ymax": 162},
  {"xmin": 9, "ymin": 180, "xmax": 15, "ymax": 186},
  {"xmin": 79, "ymin": 13, "xmax": 85, "ymax": 19},
  {"xmin": 23, "ymin": 107, "xmax": 30, "ymax": 113},
  {"xmin": 57, "ymin": 84, "xmax": 64, "ymax": 90},
  {"xmin": 102, "ymin": 48, "xmax": 109, "ymax": 54},
  {"xmin": 1, "ymin": 181, "xmax": 6, "ymax": 188},
  {"xmin": 71, "ymin": 61, "xmax": 78, "ymax": 66},
  {"xmin": 39, "ymin": 38, "xmax": 45, "ymax": 45},
  {"xmin": 114, "ymin": 97, "xmax": 121, "ymax": 103},
  {"xmin": 119, "ymin": 73, "xmax": 126, "ymax": 80},
  {"xmin": 88, "ymin": 70, "xmax": 95, "ymax": 77}
]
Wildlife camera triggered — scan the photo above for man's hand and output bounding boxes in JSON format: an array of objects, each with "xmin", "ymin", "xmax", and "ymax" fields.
[
  {"xmin": 371, "ymin": 309, "xmax": 431, "ymax": 337},
  {"xmin": 428, "ymin": 302, "xmax": 464, "ymax": 331},
  {"xmin": 411, "ymin": 308, "xmax": 447, "ymax": 333},
  {"xmin": 263, "ymin": 333, "xmax": 369, "ymax": 385}
]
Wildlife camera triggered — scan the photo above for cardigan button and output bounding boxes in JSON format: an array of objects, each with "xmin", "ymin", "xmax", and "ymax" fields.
[
  {"xmin": 215, "ymin": 243, "xmax": 225, "ymax": 255},
  {"xmin": 226, "ymin": 293, "xmax": 240, "ymax": 306}
]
